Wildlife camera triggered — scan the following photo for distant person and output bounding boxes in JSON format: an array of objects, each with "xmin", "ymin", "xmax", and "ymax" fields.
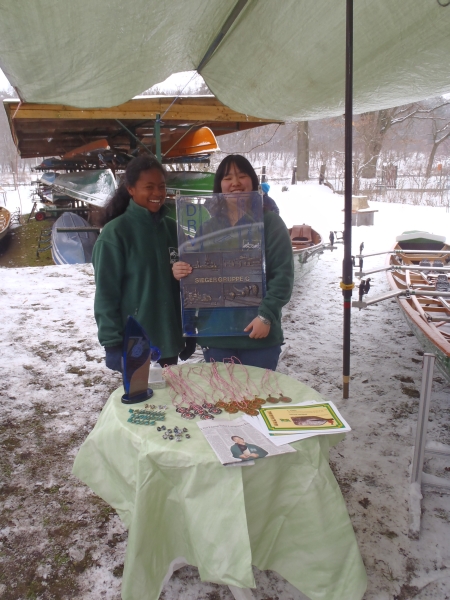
[
  {"xmin": 92, "ymin": 155, "xmax": 194, "ymax": 372},
  {"xmin": 261, "ymin": 181, "xmax": 279, "ymax": 214},
  {"xmin": 173, "ymin": 154, "xmax": 294, "ymax": 371},
  {"xmin": 230, "ymin": 436, "xmax": 268, "ymax": 460}
]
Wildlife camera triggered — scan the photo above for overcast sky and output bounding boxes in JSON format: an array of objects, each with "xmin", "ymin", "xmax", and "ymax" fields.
[{"xmin": 0, "ymin": 68, "xmax": 12, "ymax": 91}]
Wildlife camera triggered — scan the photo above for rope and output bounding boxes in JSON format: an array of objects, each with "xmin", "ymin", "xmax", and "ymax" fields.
[{"xmin": 160, "ymin": 72, "xmax": 200, "ymax": 120}]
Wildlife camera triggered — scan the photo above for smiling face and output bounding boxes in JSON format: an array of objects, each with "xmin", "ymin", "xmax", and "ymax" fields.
[
  {"xmin": 126, "ymin": 168, "xmax": 166, "ymax": 213},
  {"xmin": 220, "ymin": 163, "xmax": 253, "ymax": 194}
]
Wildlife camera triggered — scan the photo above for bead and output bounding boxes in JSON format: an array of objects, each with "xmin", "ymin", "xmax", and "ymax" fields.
[
  {"xmin": 182, "ymin": 428, "xmax": 188, "ymax": 432},
  {"xmin": 176, "ymin": 438, "xmax": 182, "ymax": 442},
  {"xmin": 169, "ymin": 435, "xmax": 174, "ymax": 440},
  {"xmin": 161, "ymin": 425, "xmax": 166, "ymax": 430},
  {"xmin": 185, "ymin": 434, "xmax": 191, "ymax": 439},
  {"xmin": 167, "ymin": 429, "xmax": 172, "ymax": 434},
  {"xmin": 157, "ymin": 427, "xmax": 161, "ymax": 431}
]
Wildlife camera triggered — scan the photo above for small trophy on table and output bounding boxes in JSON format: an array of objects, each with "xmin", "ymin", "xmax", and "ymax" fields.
[{"xmin": 121, "ymin": 316, "xmax": 161, "ymax": 404}]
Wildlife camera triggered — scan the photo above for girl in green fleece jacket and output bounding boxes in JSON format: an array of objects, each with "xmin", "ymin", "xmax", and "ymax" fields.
[
  {"xmin": 173, "ymin": 155, "xmax": 294, "ymax": 371},
  {"xmin": 93, "ymin": 155, "xmax": 188, "ymax": 372}
]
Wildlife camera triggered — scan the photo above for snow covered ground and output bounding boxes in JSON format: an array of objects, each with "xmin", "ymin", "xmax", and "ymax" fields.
[{"xmin": 1, "ymin": 182, "xmax": 450, "ymax": 600}]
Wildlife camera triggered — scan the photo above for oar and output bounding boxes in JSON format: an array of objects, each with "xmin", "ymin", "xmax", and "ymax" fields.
[
  {"xmin": 355, "ymin": 249, "xmax": 450, "ymax": 259},
  {"xmin": 357, "ymin": 265, "xmax": 450, "ymax": 277},
  {"xmin": 353, "ymin": 289, "xmax": 450, "ymax": 309}
]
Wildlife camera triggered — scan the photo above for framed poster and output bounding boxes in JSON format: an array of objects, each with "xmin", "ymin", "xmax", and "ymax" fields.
[{"xmin": 177, "ymin": 192, "xmax": 266, "ymax": 337}]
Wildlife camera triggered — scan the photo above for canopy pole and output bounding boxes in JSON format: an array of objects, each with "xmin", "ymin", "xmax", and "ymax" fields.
[
  {"xmin": 341, "ymin": 0, "xmax": 354, "ymax": 399},
  {"xmin": 155, "ymin": 114, "xmax": 162, "ymax": 162}
]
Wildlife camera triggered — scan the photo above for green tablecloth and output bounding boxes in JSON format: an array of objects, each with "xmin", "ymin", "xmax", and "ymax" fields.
[{"xmin": 72, "ymin": 366, "xmax": 367, "ymax": 600}]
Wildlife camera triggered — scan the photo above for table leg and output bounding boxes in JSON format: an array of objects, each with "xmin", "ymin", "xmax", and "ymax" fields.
[{"xmin": 228, "ymin": 585, "xmax": 256, "ymax": 600}]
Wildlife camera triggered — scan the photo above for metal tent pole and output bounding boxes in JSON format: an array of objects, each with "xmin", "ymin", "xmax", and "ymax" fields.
[
  {"xmin": 155, "ymin": 114, "xmax": 162, "ymax": 162},
  {"xmin": 341, "ymin": 0, "xmax": 354, "ymax": 399}
]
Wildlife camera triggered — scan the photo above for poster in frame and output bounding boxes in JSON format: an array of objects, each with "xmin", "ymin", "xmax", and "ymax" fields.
[{"xmin": 177, "ymin": 191, "xmax": 266, "ymax": 337}]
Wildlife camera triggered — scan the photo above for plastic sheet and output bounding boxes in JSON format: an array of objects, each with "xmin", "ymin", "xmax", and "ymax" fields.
[{"xmin": 0, "ymin": 1, "xmax": 449, "ymax": 117}]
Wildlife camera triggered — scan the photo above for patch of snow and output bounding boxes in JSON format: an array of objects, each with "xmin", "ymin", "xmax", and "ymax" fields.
[{"xmin": 1, "ymin": 184, "xmax": 450, "ymax": 599}]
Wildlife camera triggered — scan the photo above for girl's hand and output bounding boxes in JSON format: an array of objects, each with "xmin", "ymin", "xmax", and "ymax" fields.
[
  {"xmin": 244, "ymin": 318, "xmax": 270, "ymax": 339},
  {"xmin": 172, "ymin": 261, "xmax": 192, "ymax": 280}
]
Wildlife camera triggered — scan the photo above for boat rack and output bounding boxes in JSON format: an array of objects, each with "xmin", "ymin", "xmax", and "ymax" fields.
[
  {"xmin": 409, "ymin": 354, "xmax": 450, "ymax": 539},
  {"xmin": 56, "ymin": 227, "xmax": 100, "ymax": 233},
  {"xmin": 36, "ymin": 227, "xmax": 52, "ymax": 256}
]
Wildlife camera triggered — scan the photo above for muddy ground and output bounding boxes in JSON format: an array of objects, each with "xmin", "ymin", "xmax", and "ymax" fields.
[{"xmin": 1, "ymin": 245, "xmax": 449, "ymax": 599}]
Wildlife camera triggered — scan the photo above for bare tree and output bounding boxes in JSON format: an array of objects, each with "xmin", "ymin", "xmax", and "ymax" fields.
[
  {"xmin": 357, "ymin": 105, "xmax": 418, "ymax": 178},
  {"xmin": 411, "ymin": 99, "xmax": 450, "ymax": 178}
]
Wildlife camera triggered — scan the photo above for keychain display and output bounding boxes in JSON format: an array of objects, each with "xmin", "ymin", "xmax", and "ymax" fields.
[
  {"xmin": 161, "ymin": 425, "xmax": 190, "ymax": 442},
  {"xmin": 127, "ymin": 407, "xmax": 166, "ymax": 426}
]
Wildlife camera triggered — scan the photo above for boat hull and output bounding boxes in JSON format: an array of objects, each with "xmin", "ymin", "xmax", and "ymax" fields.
[
  {"xmin": 399, "ymin": 303, "xmax": 450, "ymax": 382},
  {"xmin": 51, "ymin": 212, "xmax": 98, "ymax": 265},
  {"xmin": 294, "ymin": 249, "xmax": 322, "ymax": 279},
  {"xmin": 45, "ymin": 169, "xmax": 117, "ymax": 208},
  {"xmin": 386, "ymin": 233, "xmax": 450, "ymax": 382},
  {"xmin": 288, "ymin": 225, "xmax": 323, "ymax": 279},
  {"xmin": 163, "ymin": 127, "xmax": 218, "ymax": 159},
  {"xmin": 0, "ymin": 206, "xmax": 11, "ymax": 241},
  {"xmin": 166, "ymin": 171, "xmax": 214, "ymax": 196}
]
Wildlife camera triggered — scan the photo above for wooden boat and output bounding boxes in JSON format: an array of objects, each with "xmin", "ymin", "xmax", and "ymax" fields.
[
  {"xmin": 0, "ymin": 206, "xmax": 11, "ymax": 241},
  {"xmin": 51, "ymin": 212, "xmax": 98, "ymax": 265},
  {"xmin": 288, "ymin": 224, "xmax": 323, "ymax": 278},
  {"xmin": 386, "ymin": 230, "xmax": 450, "ymax": 381}
]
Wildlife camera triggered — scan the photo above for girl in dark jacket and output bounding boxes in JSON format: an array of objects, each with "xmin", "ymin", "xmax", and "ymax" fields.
[{"xmin": 93, "ymin": 155, "xmax": 187, "ymax": 372}]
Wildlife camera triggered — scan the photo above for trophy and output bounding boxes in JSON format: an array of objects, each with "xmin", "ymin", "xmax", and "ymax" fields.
[{"xmin": 121, "ymin": 316, "xmax": 161, "ymax": 404}]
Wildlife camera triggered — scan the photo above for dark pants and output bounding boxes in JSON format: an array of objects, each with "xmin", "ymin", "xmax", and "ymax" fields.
[
  {"xmin": 158, "ymin": 356, "xmax": 178, "ymax": 367},
  {"xmin": 202, "ymin": 346, "xmax": 281, "ymax": 371}
]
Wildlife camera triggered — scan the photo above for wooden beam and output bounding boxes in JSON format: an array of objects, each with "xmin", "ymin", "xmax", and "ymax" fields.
[{"xmin": 5, "ymin": 96, "xmax": 277, "ymax": 124}]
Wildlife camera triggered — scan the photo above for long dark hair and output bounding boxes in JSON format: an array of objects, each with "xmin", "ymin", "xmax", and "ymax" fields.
[
  {"xmin": 213, "ymin": 155, "xmax": 259, "ymax": 193},
  {"xmin": 99, "ymin": 155, "xmax": 166, "ymax": 225}
]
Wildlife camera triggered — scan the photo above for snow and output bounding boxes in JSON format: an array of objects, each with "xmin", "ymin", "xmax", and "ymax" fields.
[
  {"xmin": 1, "ymin": 182, "xmax": 450, "ymax": 599},
  {"xmin": 1, "ymin": 183, "xmax": 36, "ymax": 217}
]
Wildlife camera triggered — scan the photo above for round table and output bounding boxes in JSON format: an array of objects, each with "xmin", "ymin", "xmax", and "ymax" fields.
[{"xmin": 72, "ymin": 365, "xmax": 366, "ymax": 600}]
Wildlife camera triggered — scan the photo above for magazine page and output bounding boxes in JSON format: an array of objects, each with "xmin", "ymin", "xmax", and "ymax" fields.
[{"xmin": 197, "ymin": 417, "xmax": 296, "ymax": 466}]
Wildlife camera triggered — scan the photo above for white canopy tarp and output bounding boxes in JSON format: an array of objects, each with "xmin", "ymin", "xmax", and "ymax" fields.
[{"xmin": 0, "ymin": 1, "xmax": 449, "ymax": 119}]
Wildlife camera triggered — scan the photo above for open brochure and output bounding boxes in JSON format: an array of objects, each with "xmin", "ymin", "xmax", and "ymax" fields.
[
  {"xmin": 197, "ymin": 417, "xmax": 296, "ymax": 466},
  {"xmin": 243, "ymin": 401, "xmax": 351, "ymax": 446}
]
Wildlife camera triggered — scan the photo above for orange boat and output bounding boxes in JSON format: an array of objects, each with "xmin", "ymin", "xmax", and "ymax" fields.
[
  {"xmin": 163, "ymin": 127, "xmax": 218, "ymax": 159},
  {"xmin": 63, "ymin": 139, "xmax": 110, "ymax": 159}
]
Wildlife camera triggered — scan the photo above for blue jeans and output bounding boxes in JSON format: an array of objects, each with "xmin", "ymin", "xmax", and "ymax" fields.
[{"xmin": 202, "ymin": 345, "xmax": 282, "ymax": 371}]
